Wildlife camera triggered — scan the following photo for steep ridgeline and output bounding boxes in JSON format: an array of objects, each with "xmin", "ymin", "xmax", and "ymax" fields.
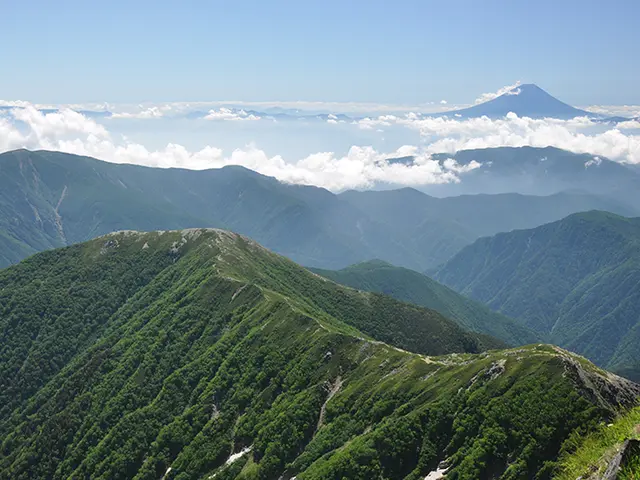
[
  {"xmin": 435, "ymin": 211, "xmax": 640, "ymax": 381},
  {"xmin": 1, "ymin": 148, "xmax": 636, "ymax": 271},
  {"xmin": 0, "ymin": 230, "xmax": 639, "ymax": 480},
  {"xmin": 309, "ymin": 260, "xmax": 539, "ymax": 347}
]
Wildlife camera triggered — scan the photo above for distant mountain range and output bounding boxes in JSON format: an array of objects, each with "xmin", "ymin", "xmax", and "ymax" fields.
[
  {"xmin": 339, "ymin": 183, "xmax": 636, "ymax": 267},
  {"xmin": 435, "ymin": 211, "xmax": 640, "ymax": 381},
  {"xmin": 420, "ymin": 145, "xmax": 640, "ymax": 199},
  {"xmin": 1, "ymin": 83, "xmax": 630, "ymax": 121},
  {"xmin": 1, "ymin": 148, "xmax": 636, "ymax": 271}
]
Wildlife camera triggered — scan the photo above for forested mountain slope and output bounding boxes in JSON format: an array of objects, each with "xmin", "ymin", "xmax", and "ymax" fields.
[
  {"xmin": 0, "ymin": 229, "xmax": 638, "ymax": 479},
  {"xmin": 1, "ymin": 148, "xmax": 635, "ymax": 271},
  {"xmin": 435, "ymin": 211, "xmax": 640, "ymax": 380},
  {"xmin": 310, "ymin": 260, "xmax": 539, "ymax": 346}
]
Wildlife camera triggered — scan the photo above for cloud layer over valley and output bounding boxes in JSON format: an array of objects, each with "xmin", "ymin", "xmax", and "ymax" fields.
[{"xmin": 1, "ymin": 101, "xmax": 639, "ymax": 191}]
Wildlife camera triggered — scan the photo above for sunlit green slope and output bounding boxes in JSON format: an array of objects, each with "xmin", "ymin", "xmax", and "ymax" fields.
[{"xmin": 0, "ymin": 229, "xmax": 637, "ymax": 479}]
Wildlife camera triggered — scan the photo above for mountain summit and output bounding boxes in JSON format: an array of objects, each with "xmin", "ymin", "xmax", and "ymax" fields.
[{"xmin": 439, "ymin": 83, "xmax": 596, "ymax": 119}]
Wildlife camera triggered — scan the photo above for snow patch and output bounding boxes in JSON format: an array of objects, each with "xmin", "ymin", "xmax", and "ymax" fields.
[
  {"xmin": 231, "ymin": 284, "xmax": 248, "ymax": 302},
  {"xmin": 53, "ymin": 185, "xmax": 68, "ymax": 243},
  {"xmin": 211, "ymin": 401, "xmax": 220, "ymax": 420},
  {"xmin": 225, "ymin": 446, "xmax": 252, "ymax": 465},
  {"xmin": 208, "ymin": 447, "xmax": 253, "ymax": 479},
  {"xmin": 425, "ymin": 467, "xmax": 447, "ymax": 479},
  {"xmin": 585, "ymin": 156, "xmax": 602, "ymax": 168}
]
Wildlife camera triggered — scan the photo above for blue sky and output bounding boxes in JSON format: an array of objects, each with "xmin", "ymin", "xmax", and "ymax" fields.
[{"xmin": 2, "ymin": 0, "xmax": 639, "ymax": 105}]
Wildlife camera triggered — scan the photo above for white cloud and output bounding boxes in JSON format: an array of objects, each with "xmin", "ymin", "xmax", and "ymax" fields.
[
  {"xmin": 353, "ymin": 111, "xmax": 640, "ymax": 164},
  {"xmin": 11, "ymin": 106, "xmax": 109, "ymax": 141},
  {"xmin": 616, "ymin": 120, "xmax": 640, "ymax": 129},
  {"xmin": 418, "ymin": 114, "xmax": 640, "ymax": 164},
  {"xmin": 250, "ymin": 146, "xmax": 471, "ymax": 190},
  {"xmin": 0, "ymin": 116, "xmax": 29, "ymax": 151},
  {"xmin": 110, "ymin": 106, "xmax": 166, "ymax": 119},
  {"xmin": 356, "ymin": 115, "xmax": 396, "ymax": 130},
  {"xmin": 440, "ymin": 100, "xmax": 448, "ymax": 105},
  {"xmin": 3, "ymin": 106, "xmax": 640, "ymax": 192},
  {"xmin": 204, "ymin": 108, "xmax": 261, "ymax": 121},
  {"xmin": 585, "ymin": 156, "xmax": 602, "ymax": 168},
  {"xmin": 474, "ymin": 81, "xmax": 522, "ymax": 104},
  {"xmin": 0, "ymin": 107, "xmax": 478, "ymax": 191},
  {"xmin": 443, "ymin": 158, "xmax": 482, "ymax": 173},
  {"xmin": 326, "ymin": 113, "xmax": 340, "ymax": 124},
  {"xmin": 582, "ymin": 105, "xmax": 640, "ymax": 118}
]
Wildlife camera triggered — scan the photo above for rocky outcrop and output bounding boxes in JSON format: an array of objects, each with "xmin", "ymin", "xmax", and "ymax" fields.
[{"xmin": 600, "ymin": 439, "xmax": 639, "ymax": 479}]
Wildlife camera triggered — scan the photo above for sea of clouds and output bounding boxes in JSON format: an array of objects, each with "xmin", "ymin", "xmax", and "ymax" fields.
[{"xmin": 1, "ymin": 83, "xmax": 639, "ymax": 191}]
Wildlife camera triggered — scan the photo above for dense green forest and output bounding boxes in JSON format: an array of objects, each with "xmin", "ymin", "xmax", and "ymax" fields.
[
  {"xmin": 1, "ymin": 148, "xmax": 636, "ymax": 271},
  {"xmin": 0, "ymin": 229, "xmax": 638, "ymax": 479},
  {"xmin": 435, "ymin": 210, "xmax": 640, "ymax": 381},
  {"xmin": 310, "ymin": 259, "xmax": 539, "ymax": 346}
]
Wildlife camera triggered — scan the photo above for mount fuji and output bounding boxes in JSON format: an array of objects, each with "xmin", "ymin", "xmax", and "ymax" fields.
[{"xmin": 435, "ymin": 83, "xmax": 604, "ymax": 119}]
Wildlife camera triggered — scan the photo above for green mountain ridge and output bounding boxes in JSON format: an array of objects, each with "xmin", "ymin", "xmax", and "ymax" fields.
[
  {"xmin": 0, "ymin": 149, "xmax": 419, "ymax": 271},
  {"xmin": 309, "ymin": 259, "xmax": 540, "ymax": 347},
  {"xmin": 0, "ymin": 229, "xmax": 638, "ymax": 479},
  {"xmin": 1, "ymin": 148, "xmax": 637, "ymax": 272},
  {"xmin": 435, "ymin": 210, "xmax": 640, "ymax": 381}
]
